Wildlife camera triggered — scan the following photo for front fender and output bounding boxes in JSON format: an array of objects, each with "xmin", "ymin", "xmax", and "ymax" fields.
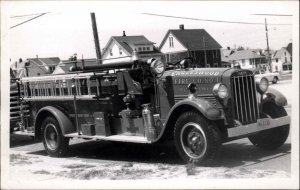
[
  {"xmin": 35, "ymin": 106, "xmax": 75, "ymax": 135},
  {"xmin": 154, "ymin": 97, "xmax": 222, "ymax": 143},
  {"xmin": 262, "ymin": 87, "xmax": 287, "ymax": 106},
  {"xmin": 167, "ymin": 97, "xmax": 222, "ymax": 121}
]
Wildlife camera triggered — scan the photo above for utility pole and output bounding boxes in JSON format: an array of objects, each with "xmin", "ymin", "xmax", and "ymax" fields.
[
  {"xmin": 90, "ymin": 13, "xmax": 102, "ymax": 65},
  {"xmin": 265, "ymin": 18, "xmax": 272, "ymax": 72},
  {"xmin": 203, "ymin": 36, "xmax": 207, "ymax": 67}
]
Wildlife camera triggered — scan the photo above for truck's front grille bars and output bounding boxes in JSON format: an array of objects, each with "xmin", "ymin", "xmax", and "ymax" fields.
[{"xmin": 231, "ymin": 75, "xmax": 259, "ymax": 124}]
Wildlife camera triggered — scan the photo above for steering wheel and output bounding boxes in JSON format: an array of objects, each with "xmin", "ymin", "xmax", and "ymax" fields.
[{"xmin": 170, "ymin": 57, "xmax": 194, "ymax": 68}]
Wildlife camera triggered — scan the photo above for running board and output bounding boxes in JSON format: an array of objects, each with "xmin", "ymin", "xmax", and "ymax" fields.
[
  {"xmin": 64, "ymin": 133, "xmax": 151, "ymax": 144},
  {"xmin": 13, "ymin": 131, "xmax": 35, "ymax": 136}
]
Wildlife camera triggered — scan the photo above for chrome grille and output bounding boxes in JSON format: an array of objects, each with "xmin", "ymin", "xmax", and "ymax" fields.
[{"xmin": 231, "ymin": 75, "xmax": 259, "ymax": 124}]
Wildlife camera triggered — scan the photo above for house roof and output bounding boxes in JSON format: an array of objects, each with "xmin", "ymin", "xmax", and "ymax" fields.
[
  {"xmin": 103, "ymin": 35, "xmax": 156, "ymax": 56},
  {"xmin": 286, "ymin": 43, "xmax": 292, "ymax": 55},
  {"xmin": 22, "ymin": 57, "xmax": 61, "ymax": 76},
  {"xmin": 28, "ymin": 57, "xmax": 60, "ymax": 66},
  {"xmin": 57, "ymin": 59, "xmax": 99, "ymax": 73},
  {"xmin": 228, "ymin": 50, "xmax": 265, "ymax": 61},
  {"xmin": 272, "ymin": 48, "xmax": 285, "ymax": 59},
  {"xmin": 159, "ymin": 29, "xmax": 222, "ymax": 50},
  {"xmin": 221, "ymin": 49, "xmax": 235, "ymax": 63}
]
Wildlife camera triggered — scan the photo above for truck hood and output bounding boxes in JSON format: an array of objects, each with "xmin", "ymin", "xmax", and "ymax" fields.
[{"xmin": 161, "ymin": 68, "xmax": 231, "ymax": 97}]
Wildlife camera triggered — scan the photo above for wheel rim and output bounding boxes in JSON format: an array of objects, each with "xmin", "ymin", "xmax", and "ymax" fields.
[
  {"xmin": 180, "ymin": 122, "xmax": 207, "ymax": 159},
  {"xmin": 44, "ymin": 123, "xmax": 59, "ymax": 151}
]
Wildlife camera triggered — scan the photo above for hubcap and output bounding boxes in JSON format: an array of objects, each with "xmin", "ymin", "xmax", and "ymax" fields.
[
  {"xmin": 44, "ymin": 123, "xmax": 59, "ymax": 150},
  {"xmin": 180, "ymin": 122, "xmax": 207, "ymax": 159}
]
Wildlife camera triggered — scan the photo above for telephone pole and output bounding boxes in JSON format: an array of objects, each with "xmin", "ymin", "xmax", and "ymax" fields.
[
  {"xmin": 265, "ymin": 18, "xmax": 272, "ymax": 71},
  {"xmin": 90, "ymin": 12, "xmax": 102, "ymax": 64}
]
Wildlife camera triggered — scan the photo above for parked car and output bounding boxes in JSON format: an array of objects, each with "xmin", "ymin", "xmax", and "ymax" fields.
[{"xmin": 251, "ymin": 68, "xmax": 280, "ymax": 84}]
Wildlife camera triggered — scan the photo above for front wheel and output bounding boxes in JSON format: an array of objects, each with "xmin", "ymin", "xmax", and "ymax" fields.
[
  {"xmin": 248, "ymin": 104, "xmax": 289, "ymax": 150},
  {"xmin": 272, "ymin": 77, "xmax": 278, "ymax": 84},
  {"xmin": 174, "ymin": 112, "xmax": 221, "ymax": 166},
  {"xmin": 41, "ymin": 116, "xmax": 69, "ymax": 157}
]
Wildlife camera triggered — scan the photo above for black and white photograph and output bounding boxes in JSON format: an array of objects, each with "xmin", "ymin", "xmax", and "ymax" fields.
[{"xmin": 1, "ymin": 1, "xmax": 299, "ymax": 189}]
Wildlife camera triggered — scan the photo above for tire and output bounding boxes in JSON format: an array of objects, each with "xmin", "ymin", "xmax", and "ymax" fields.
[
  {"xmin": 174, "ymin": 112, "xmax": 221, "ymax": 166},
  {"xmin": 272, "ymin": 77, "xmax": 278, "ymax": 84},
  {"xmin": 41, "ymin": 116, "xmax": 69, "ymax": 157},
  {"xmin": 248, "ymin": 103, "xmax": 289, "ymax": 150}
]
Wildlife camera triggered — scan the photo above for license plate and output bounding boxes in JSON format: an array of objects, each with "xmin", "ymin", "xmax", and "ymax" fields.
[{"xmin": 257, "ymin": 118, "xmax": 271, "ymax": 128}]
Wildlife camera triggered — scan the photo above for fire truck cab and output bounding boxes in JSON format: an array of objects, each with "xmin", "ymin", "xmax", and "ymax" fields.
[{"xmin": 10, "ymin": 55, "xmax": 290, "ymax": 165}]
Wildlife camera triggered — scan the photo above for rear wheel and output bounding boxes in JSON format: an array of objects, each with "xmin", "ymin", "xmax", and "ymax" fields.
[
  {"xmin": 248, "ymin": 103, "xmax": 289, "ymax": 150},
  {"xmin": 174, "ymin": 112, "xmax": 221, "ymax": 166},
  {"xmin": 272, "ymin": 77, "xmax": 278, "ymax": 84},
  {"xmin": 41, "ymin": 116, "xmax": 69, "ymax": 157}
]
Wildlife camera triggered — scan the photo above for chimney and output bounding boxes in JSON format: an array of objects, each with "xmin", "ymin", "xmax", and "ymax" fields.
[
  {"xmin": 227, "ymin": 47, "xmax": 231, "ymax": 50},
  {"xmin": 179, "ymin": 24, "xmax": 184, "ymax": 30},
  {"xmin": 123, "ymin": 31, "xmax": 126, "ymax": 37},
  {"xmin": 36, "ymin": 55, "xmax": 38, "ymax": 59}
]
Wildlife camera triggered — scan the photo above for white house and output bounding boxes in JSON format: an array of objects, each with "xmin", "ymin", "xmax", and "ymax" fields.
[
  {"xmin": 228, "ymin": 50, "xmax": 266, "ymax": 69},
  {"xmin": 159, "ymin": 25, "xmax": 222, "ymax": 67},
  {"xmin": 101, "ymin": 31, "xmax": 163, "ymax": 64},
  {"xmin": 271, "ymin": 43, "xmax": 292, "ymax": 73}
]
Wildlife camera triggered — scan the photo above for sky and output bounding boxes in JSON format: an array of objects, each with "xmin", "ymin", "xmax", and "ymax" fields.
[{"xmin": 1, "ymin": 1, "xmax": 298, "ymax": 63}]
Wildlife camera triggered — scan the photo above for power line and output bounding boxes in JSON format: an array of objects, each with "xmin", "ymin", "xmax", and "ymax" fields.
[
  {"xmin": 250, "ymin": 14, "xmax": 293, "ymax": 16},
  {"xmin": 10, "ymin": 12, "xmax": 51, "ymax": 18},
  {"xmin": 142, "ymin": 13, "xmax": 292, "ymax": 26},
  {"xmin": 10, "ymin": 13, "xmax": 49, "ymax": 29}
]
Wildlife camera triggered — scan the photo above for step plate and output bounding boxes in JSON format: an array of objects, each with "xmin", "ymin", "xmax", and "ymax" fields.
[{"xmin": 64, "ymin": 133, "xmax": 151, "ymax": 144}]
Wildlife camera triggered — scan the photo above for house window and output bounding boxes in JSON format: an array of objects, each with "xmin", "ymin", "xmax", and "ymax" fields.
[
  {"xmin": 284, "ymin": 52, "xmax": 286, "ymax": 56},
  {"xmin": 110, "ymin": 49, "xmax": 113, "ymax": 56},
  {"xmin": 276, "ymin": 58, "xmax": 278, "ymax": 62},
  {"xmin": 119, "ymin": 48, "xmax": 122, "ymax": 55},
  {"xmin": 138, "ymin": 47, "xmax": 142, "ymax": 51},
  {"xmin": 242, "ymin": 59, "xmax": 245, "ymax": 64},
  {"xmin": 215, "ymin": 50, "xmax": 218, "ymax": 58},
  {"xmin": 146, "ymin": 47, "xmax": 150, "ymax": 51},
  {"xmin": 290, "ymin": 57, "xmax": 292, "ymax": 62},
  {"xmin": 283, "ymin": 65, "xmax": 288, "ymax": 71},
  {"xmin": 143, "ymin": 47, "xmax": 146, "ymax": 51},
  {"xmin": 249, "ymin": 59, "xmax": 253, "ymax": 65},
  {"xmin": 285, "ymin": 57, "xmax": 287, "ymax": 62},
  {"xmin": 169, "ymin": 37, "xmax": 174, "ymax": 47}
]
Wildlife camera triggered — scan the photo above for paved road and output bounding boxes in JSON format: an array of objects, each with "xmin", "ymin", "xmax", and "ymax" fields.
[{"xmin": 8, "ymin": 80, "xmax": 292, "ymax": 180}]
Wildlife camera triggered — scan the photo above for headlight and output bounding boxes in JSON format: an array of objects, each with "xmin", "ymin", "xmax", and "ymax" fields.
[
  {"xmin": 256, "ymin": 77, "xmax": 269, "ymax": 94},
  {"xmin": 213, "ymin": 83, "xmax": 228, "ymax": 99},
  {"xmin": 150, "ymin": 59, "xmax": 165, "ymax": 75}
]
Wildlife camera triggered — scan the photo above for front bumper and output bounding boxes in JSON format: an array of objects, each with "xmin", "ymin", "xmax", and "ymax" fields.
[{"xmin": 227, "ymin": 115, "xmax": 290, "ymax": 138}]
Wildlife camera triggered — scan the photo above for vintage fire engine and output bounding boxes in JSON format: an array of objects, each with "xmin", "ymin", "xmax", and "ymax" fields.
[{"xmin": 10, "ymin": 54, "xmax": 290, "ymax": 165}]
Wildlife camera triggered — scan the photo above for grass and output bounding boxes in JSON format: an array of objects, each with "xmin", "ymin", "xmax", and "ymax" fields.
[
  {"xmin": 33, "ymin": 170, "xmax": 51, "ymax": 175},
  {"xmin": 55, "ymin": 164, "xmax": 154, "ymax": 180},
  {"xmin": 10, "ymin": 154, "xmax": 32, "ymax": 165},
  {"xmin": 186, "ymin": 161, "xmax": 197, "ymax": 176},
  {"xmin": 62, "ymin": 164, "xmax": 95, "ymax": 169}
]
